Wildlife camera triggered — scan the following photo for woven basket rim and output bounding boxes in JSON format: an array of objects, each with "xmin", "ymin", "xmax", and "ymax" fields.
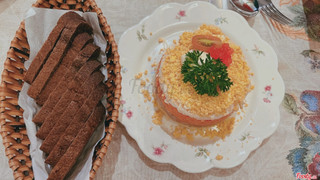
[{"xmin": 0, "ymin": 0, "xmax": 121, "ymax": 179}]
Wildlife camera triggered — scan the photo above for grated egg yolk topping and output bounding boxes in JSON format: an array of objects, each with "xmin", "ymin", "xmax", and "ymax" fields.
[{"xmin": 159, "ymin": 24, "xmax": 251, "ymax": 117}]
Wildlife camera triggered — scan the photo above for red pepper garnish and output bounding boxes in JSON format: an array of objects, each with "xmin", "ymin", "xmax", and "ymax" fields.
[{"xmin": 208, "ymin": 43, "xmax": 233, "ymax": 67}]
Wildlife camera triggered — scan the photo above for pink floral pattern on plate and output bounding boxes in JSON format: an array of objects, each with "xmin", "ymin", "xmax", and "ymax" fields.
[
  {"xmin": 176, "ymin": 10, "xmax": 186, "ymax": 21},
  {"xmin": 126, "ymin": 110, "xmax": 133, "ymax": 118},
  {"xmin": 120, "ymin": 100, "xmax": 133, "ymax": 119},
  {"xmin": 153, "ymin": 143, "xmax": 168, "ymax": 156},
  {"xmin": 263, "ymin": 85, "xmax": 273, "ymax": 103}
]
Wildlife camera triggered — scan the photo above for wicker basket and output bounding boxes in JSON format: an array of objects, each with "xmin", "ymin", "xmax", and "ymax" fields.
[{"xmin": 0, "ymin": 0, "xmax": 121, "ymax": 179}]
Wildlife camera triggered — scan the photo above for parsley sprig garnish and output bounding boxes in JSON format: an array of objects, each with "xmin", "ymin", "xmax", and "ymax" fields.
[{"xmin": 181, "ymin": 50, "xmax": 233, "ymax": 96}]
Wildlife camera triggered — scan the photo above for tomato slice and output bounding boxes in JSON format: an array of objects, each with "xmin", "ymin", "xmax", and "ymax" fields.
[{"xmin": 191, "ymin": 35, "xmax": 222, "ymax": 52}]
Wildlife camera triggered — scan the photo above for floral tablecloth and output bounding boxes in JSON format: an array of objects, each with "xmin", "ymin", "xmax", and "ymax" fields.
[{"xmin": 0, "ymin": 0, "xmax": 319, "ymax": 179}]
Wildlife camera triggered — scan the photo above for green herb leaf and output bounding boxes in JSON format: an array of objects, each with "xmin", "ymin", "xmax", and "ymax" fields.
[
  {"xmin": 181, "ymin": 50, "xmax": 233, "ymax": 96},
  {"xmin": 282, "ymin": 93, "xmax": 299, "ymax": 115}
]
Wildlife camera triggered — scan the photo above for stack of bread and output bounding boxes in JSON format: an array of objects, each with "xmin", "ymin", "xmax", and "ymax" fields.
[{"xmin": 24, "ymin": 11, "xmax": 106, "ymax": 180}]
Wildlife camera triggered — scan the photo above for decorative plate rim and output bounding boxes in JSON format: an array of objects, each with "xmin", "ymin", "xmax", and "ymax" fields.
[{"xmin": 118, "ymin": 1, "xmax": 285, "ymax": 173}]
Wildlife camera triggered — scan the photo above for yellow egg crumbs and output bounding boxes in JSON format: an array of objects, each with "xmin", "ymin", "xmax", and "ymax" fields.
[
  {"xmin": 173, "ymin": 39, "xmax": 177, "ymax": 44},
  {"xmin": 140, "ymin": 80, "xmax": 146, "ymax": 86},
  {"xmin": 158, "ymin": 38, "xmax": 164, "ymax": 43},
  {"xmin": 144, "ymin": 70, "xmax": 148, "ymax": 75},
  {"xmin": 158, "ymin": 24, "xmax": 252, "ymax": 117},
  {"xmin": 152, "ymin": 91, "xmax": 236, "ymax": 141},
  {"xmin": 172, "ymin": 126, "xmax": 194, "ymax": 141},
  {"xmin": 135, "ymin": 73, "xmax": 143, "ymax": 79},
  {"xmin": 215, "ymin": 155, "xmax": 223, "ymax": 161},
  {"xmin": 152, "ymin": 110, "xmax": 164, "ymax": 125},
  {"xmin": 152, "ymin": 95, "xmax": 158, "ymax": 107},
  {"xmin": 148, "ymin": 56, "xmax": 152, "ymax": 61},
  {"xmin": 172, "ymin": 117, "xmax": 235, "ymax": 140},
  {"xmin": 142, "ymin": 89, "xmax": 152, "ymax": 102}
]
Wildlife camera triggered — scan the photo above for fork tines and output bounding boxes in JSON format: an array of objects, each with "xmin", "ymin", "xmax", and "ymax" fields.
[{"xmin": 260, "ymin": 3, "xmax": 293, "ymax": 25}]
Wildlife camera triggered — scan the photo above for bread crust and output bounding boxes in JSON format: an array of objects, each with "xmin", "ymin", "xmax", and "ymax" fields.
[{"xmin": 24, "ymin": 12, "xmax": 91, "ymax": 84}]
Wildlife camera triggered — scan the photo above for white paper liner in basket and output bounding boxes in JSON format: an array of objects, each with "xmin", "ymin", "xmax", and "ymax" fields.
[{"xmin": 18, "ymin": 7, "xmax": 108, "ymax": 180}]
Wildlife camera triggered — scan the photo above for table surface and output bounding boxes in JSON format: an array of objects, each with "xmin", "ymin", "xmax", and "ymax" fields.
[{"xmin": 1, "ymin": 0, "xmax": 319, "ymax": 179}]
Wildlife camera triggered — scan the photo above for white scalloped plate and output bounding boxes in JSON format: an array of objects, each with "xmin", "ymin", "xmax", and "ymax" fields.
[{"xmin": 118, "ymin": 1, "xmax": 285, "ymax": 173}]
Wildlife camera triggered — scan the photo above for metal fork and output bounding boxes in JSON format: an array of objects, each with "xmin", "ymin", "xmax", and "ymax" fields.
[{"xmin": 258, "ymin": 0, "xmax": 293, "ymax": 25}]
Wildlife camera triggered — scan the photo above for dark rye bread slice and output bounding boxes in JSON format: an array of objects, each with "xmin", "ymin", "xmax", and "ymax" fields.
[
  {"xmin": 35, "ymin": 60, "xmax": 102, "ymax": 140},
  {"xmin": 32, "ymin": 43, "xmax": 100, "ymax": 125},
  {"xmin": 47, "ymin": 102, "xmax": 105, "ymax": 180},
  {"xmin": 44, "ymin": 80, "xmax": 106, "ymax": 165},
  {"xmin": 27, "ymin": 20, "xmax": 93, "ymax": 100},
  {"xmin": 24, "ymin": 12, "xmax": 89, "ymax": 84},
  {"xmin": 35, "ymin": 33, "xmax": 93, "ymax": 106},
  {"xmin": 40, "ymin": 71, "xmax": 105, "ymax": 154}
]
